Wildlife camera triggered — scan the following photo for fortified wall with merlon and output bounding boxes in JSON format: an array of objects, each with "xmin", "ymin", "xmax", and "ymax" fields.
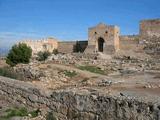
[
  {"xmin": 140, "ymin": 19, "xmax": 160, "ymax": 38},
  {"xmin": 21, "ymin": 37, "xmax": 58, "ymax": 55},
  {"xmin": 21, "ymin": 18, "xmax": 160, "ymax": 56},
  {"xmin": 85, "ymin": 23, "xmax": 120, "ymax": 54}
]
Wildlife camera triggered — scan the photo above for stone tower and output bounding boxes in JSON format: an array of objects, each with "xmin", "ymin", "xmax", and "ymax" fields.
[
  {"xmin": 85, "ymin": 23, "xmax": 120, "ymax": 54},
  {"xmin": 140, "ymin": 19, "xmax": 160, "ymax": 37}
]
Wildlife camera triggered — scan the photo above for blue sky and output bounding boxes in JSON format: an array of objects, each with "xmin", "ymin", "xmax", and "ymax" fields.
[{"xmin": 0, "ymin": 0, "xmax": 160, "ymax": 48}]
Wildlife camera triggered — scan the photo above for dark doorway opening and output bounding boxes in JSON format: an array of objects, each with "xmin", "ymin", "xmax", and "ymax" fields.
[{"xmin": 98, "ymin": 38, "xmax": 105, "ymax": 52}]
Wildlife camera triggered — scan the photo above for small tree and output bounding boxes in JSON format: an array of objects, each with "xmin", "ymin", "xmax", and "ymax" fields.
[
  {"xmin": 6, "ymin": 43, "xmax": 32, "ymax": 66},
  {"xmin": 52, "ymin": 49, "xmax": 58, "ymax": 55},
  {"xmin": 73, "ymin": 41, "xmax": 83, "ymax": 53},
  {"xmin": 37, "ymin": 51, "xmax": 51, "ymax": 61}
]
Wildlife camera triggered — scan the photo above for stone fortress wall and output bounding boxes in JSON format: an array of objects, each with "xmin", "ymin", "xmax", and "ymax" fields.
[
  {"xmin": 139, "ymin": 19, "xmax": 160, "ymax": 56},
  {"xmin": 21, "ymin": 37, "xmax": 58, "ymax": 54},
  {"xmin": 58, "ymin": 41, "xmax": 88, "ymax": 53},
  {"xmin": 85, "ymin": 23, "xmax": 120, "ymax": 54},
  {"xmin": 58, "ymin": 41, "xmax": 77, "ymax": 53},
  {"xmin": 21, "ymin": 18, "xmax": 160, "ymax": 55},
  {"xmin": 140, "ymin": 19, "xmax": 160, "ymax": 37},
  {"xmin": 119, "ymin": 35, "xmax": 142, "ymax": 52}
]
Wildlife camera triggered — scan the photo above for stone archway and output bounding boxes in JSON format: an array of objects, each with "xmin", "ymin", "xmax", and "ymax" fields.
[{"xmin": 98, "ymin": 37, "xmax": 105, "ymax": 52}]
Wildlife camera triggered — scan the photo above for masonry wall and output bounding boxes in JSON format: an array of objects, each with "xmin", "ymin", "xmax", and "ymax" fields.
[
  {"xmin": 119, "ymin": 35, "xmax": 144, "ymax": 52},
  {"xmin": 21, "ymin": 38, "xmax": 58, "ymax": 54},
  {"xmin": 76, "ymin": 41, "xmax": 88, "ymax": 52},
  {"xmin": 0, "ymin": 76, "xmax": 160, "ymax": 120},
  {"xmin": 86, "ymin": 23, "xmax": 120, "ymax": 54},
  {"xmin": 58, "ymin": 41, "xmax": 88, "ymax": 53},
  {"xmin": 143, "ymin": 36, "xmax": 160, "ymax": 57},
  {"xmin": 140, "ymin": 19, "xmax": 160, "ymax": 37},
  {"xmin": 119, "ymin": 35, "xmax": 139, "ymax": 49},
  {"xmin": 58, "ymin": 41, "xmax": 77, "ymax": 53},
  {"xmin": 139, "ymin": 19, "xmax": 160, "ymax": 56}
]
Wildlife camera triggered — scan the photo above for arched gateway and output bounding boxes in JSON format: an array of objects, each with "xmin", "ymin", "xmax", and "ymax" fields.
[
  {"xmin": 98, "ymin": 37, "xmax": 105, "ymax": 52},
  {"xmin": 85, "ymin": 23, "xmax": 120, "ymax": 54}
]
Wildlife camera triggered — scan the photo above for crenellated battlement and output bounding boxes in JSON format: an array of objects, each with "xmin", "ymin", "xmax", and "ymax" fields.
[
  {"xmin": 19, "ymin": 18, "xmax": 160, "ymax": 56},
  {"xmin": 20, "ymin": 37, "xmax": 58, "ymax": 54}
]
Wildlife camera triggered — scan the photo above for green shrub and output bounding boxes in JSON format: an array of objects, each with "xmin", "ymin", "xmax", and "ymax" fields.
[
  {"xmin": 3, "ymin": 107, "xmax": 28, "ymax": 119},
  {"xmin": 63, "ymin": 70, "xmax": 77, "ymax": 78},
  {"xmin": 0, "ymin": 67, "xmax": 19, "ymax": 79},
  {"xmin": 1, "ymin": 107, "xmax": 39, "ymax": 119},
  {"xmin": 37, "ymin": 51, "xmax": 51, "ymax": 61},
  {"xmin": 73, "ymin": 41, "xmax": 83, "ymax": 53},
  {"xmin": 77, "ymin": 65, "xmax": 105, "ymax": 75},
  {"xmin": 29, "ymin": 109, "xmax": 40, "ymax": 118},
  {"xmin": 52, "ymin": 49, "xmax": 58, "ymax": 55},
  {"xmin": 6, "ymin": 43, "xmax": 32, "ymax": 66}
]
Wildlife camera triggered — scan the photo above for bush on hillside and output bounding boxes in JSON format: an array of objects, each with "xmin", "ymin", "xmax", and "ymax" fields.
[
  {"xmin": 0, "ymin": 67, "xmax": 19, "ymax": 79},
  {"xmin": 6, "ymin": 43, "xmax": 32, "ymax": 66},
  {"xmin": 52, "ymin": 49, "xmax": 58, "ymax": 55},
  {"xmin": 37, "ymin": 51, "xmax": 51, "ymax": 61}
]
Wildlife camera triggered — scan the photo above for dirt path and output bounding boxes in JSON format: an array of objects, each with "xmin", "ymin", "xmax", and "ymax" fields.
[{"xmin": 40, "ymin": 63, "xmax": 108, "ymax": 78}]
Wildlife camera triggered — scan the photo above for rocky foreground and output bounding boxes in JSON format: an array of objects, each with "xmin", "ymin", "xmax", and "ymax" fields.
[{"xmin": 0, "ymin": 52, "xmax": 160, "ymax": 120}]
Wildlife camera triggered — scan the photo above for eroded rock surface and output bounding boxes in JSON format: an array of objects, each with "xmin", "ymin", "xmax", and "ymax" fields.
[{"xmin": 0, "ymin": 76, "xmax": 160, "ymax": 120}]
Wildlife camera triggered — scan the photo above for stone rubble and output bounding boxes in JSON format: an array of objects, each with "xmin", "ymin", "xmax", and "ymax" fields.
[
  {"xmin": 1, "ymin": 50, "xmax": 160, "ymax": 119},
  {"xmin": 0, "ymin": 76, "xmax": 160, "ymax": 120}
]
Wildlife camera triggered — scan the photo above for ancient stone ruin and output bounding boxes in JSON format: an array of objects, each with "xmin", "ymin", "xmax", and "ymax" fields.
[
  {"xmin": 21, "ymin": 19, "xmax": 160, "ymax": 57},
  {"xmin": 0, "ymin": 18, "xmax": 160, "ymax": 120},
  {"xmin": 140, "ymin": 19, "xmax": 160, "ymax": 37},
  {"xmin": 85, "ymin": 23, "xmax": 120, "ymax": 54},
  {"xmin": 21, "ymin": 37, "xmax": 58, "ymax": 54}
]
